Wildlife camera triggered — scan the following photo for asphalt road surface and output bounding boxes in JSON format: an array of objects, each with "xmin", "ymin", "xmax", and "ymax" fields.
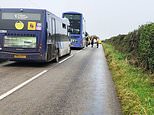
[{"xmin": 0, "ymin": 46, "xmax": 121, "ymax": 115}]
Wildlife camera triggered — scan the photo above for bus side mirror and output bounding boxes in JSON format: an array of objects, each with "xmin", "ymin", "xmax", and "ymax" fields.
[
  {"xmin": 68, "ymin": 28, "xmax": 72, "ymax": 32},
  {"xmin": 68, "ymin": 26, "xmax": 73, "ymax": 33},
  {"xmin": 85, "ymin": 32, "xmax": 88, "ymax": 37}
]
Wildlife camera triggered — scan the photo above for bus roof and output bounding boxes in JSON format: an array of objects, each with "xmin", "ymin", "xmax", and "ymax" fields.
[
  {"xmin": 0, "ymin": 8, "xmax": 70, "ymax": 26},
  {"xmin": 0, "ymin": 8, "xmax": 46, "ymax": 13},
  {"xmin": 0, "ymin": 8, "xmax": 61, "ymax": 21},
  {"xmin": 63, "ymin": 11, "xmax": 82, "ymax": 15}
]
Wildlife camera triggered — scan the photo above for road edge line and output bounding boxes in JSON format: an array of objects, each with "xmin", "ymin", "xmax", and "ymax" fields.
[
  {"xmin": 0, "ymin": 70, "xmax": 48, "ymax": 101},
  {"xmin": 59, "ymin": 55, "xmax": 73, "ymax": 64}
]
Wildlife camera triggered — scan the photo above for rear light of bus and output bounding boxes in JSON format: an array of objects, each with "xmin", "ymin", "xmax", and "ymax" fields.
[
  {"xmin": 39, "ymin": 44, "xmax": 42, "ymax": 49},
  {"xmin": 39, "ymin": 44, "xmax": 42, "ymax": 51}
]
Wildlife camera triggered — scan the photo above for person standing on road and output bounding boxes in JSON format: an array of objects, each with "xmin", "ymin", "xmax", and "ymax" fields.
[
  {"xmin": 91, "ymin": 37, "xmax": 94, "ymax": 47},
  {"xmin": 85, "ymin": 36, "xmax": 89, "ymax": 47},
  {"xmin": 96, "ymin": 38, "xmax": 99, "ymax": 48}
]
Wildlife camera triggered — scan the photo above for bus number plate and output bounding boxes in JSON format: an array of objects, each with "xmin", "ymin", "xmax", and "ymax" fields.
[{"xmin": 14, "ymin": 54, "xmax": 26, "ymax": 59}]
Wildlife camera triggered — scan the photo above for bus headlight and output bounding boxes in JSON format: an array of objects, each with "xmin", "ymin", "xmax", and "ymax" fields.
[{"xmin": 0, "ymin": 48, "xmax": 2, "ymax": 50}]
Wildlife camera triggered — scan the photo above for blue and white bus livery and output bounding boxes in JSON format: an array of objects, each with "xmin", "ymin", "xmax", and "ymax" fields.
[
  {"xmin": 0, "ymin": 8, "xmax": 71, "ymax": 62},
  {"xmin": 62, "ymin": 12, "xmax": 86, "ymax": 48}
]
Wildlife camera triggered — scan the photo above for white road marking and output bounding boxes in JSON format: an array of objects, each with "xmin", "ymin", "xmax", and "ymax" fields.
[
  {"xmin": 76, "ymin": 50, "xmax": 82, "ymax": 54},
  {"xmin": 77, "ymin": 48, "xmax": 85, "ymax": 53},
  {"xmin": 0, "ymin": 50, "xmax": 82, "ymax": 100},
  {"xmin": 59, "ymin": 55, "xmax": 73, "ymax": 64},
  {"xmin": 0, "ymin": 70, "xmax": 48, "ymax": 101}
]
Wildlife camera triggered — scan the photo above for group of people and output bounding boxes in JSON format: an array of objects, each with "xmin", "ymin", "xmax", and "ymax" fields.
[
  {"xmin": 90, "ymin": 38, "xmax": 99, "ymax": 48},
  {"xmin": 86, "ymin": 36, "xmax": 100, "ymax": 48}
]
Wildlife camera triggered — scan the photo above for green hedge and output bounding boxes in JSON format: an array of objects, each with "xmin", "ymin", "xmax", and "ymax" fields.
[{"xmin": 105, "ymin": 23, "xmax": 154, "ymax": 73}]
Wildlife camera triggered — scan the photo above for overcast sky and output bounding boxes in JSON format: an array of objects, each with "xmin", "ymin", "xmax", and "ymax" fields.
[{"xmin": 0, "ymin": 0, "xmax": 154, "ymax": 39}]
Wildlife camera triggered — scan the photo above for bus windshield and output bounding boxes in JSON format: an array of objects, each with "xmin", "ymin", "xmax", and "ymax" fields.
[{"xmin": 63, "ymin": 14, "xmax": 81, "ymax": 34}]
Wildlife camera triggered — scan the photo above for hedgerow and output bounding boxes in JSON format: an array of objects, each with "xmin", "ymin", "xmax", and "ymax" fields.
[{"xmin": 105, "ymin": 23, "xmax": 154, "ymax": 73}]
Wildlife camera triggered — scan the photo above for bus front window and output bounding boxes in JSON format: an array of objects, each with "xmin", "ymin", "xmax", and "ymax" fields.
[
  {"xmin": 64, "ymin": 14, "xmax": 81, "ymax": 34},
  {"xmin": 69, "ymin": 20, "xmax": 80, "ymax": 34}
]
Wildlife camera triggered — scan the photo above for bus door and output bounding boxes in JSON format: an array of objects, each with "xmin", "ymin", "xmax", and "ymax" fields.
[
  {"xmin": 51, "ymin": 18, "xmax": 56, "ymax": 56},
  {"xmin": 47, "ymin": 16, "xmax": 56, "ymax": 61}
]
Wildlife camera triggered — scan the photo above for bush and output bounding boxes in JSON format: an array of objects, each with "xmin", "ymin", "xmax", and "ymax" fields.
[
  {"xmin": 138, "ymin": 24, "xmax": 154, "ymax": 72},
  {"xmin": 105, "ymin": 23, "xmax": 154, "ymax": 73}
]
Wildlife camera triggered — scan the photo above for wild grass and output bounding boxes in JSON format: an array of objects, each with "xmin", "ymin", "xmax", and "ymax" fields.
[{"xmin": 103, "ymin": 43, "xmax": 154, "ymax": 115}]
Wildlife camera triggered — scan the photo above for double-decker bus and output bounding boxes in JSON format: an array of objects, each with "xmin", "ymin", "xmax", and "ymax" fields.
[
  {"xmin": 62, "ymin": 12, "xmax": 86, "ymax": 48},
  {"xmin": 0, "ymin": 8, "xmax": 71, "ymax": 62}
]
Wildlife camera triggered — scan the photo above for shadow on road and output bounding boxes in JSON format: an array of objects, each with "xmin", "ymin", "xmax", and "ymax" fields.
[
  {"xmin": 1, "ymin": 54, "xmax": 72, "ymax": 68},
  {"xmin": 3, "ymin": 61, "xmax": 54, "ymax": 68}
]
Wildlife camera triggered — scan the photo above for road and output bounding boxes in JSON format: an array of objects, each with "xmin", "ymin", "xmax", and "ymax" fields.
[{"xmin": 0, "ymin": 46, "xmax": 121, "ymax": 115}]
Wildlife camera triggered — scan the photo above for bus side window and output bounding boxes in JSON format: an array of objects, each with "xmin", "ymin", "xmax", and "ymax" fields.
[
  {"xmin": 51, "ymin": 18, "xmax": 56, "ymax": 35},
  {"xmin": 47, "ymin": 15, "xmax": 52, "ymax": 37}
]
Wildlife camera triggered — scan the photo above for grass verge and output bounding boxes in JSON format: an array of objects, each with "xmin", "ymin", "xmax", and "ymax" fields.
[{"xmin": 103, "ymin": 43, "xmax": 154, "ymax": 115}]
